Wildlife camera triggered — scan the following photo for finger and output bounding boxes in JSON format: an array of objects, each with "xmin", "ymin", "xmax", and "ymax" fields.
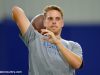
[
  {"xmin": 41, "ymin": 29, "xmax": 50, "ymax": 35},
  {"xmin": 44, "ymin": 33, "xmax": 51, "ymax": 38},
  {"xmin": 41, "ymin": 29, "xmax": 47, "ymax": 35}
]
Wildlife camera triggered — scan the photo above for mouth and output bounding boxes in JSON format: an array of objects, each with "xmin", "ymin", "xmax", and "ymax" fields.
[
  {"xmin": 51, "ymin": 26, "xmax": 57, "ymax": 28},
  {"xmin": 51, "ymin": 27, "xmax": 57, "ymax": 30},
  {"xmin": 50, "ymin": 27, "xmax": 58, "ymax": 32}
]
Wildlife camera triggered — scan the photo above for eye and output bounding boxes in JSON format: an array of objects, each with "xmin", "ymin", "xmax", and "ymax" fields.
[
  {"xmin": 56, "ymin": 17, "xmax": 60, "ymax": 21},
  {"xmin": 47, "ymin": 17, "xmax": 53, "ymax": 21}
]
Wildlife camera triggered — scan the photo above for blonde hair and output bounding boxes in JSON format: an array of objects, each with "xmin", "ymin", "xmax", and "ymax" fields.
[{"xmin": 43, "ymin": 5, "xmax": 63, "ymax": 18}]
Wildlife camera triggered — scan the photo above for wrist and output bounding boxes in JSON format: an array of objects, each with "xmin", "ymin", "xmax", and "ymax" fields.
[{"xmin": 54, "ymin": 38, "xmax": 61, "ymax": 45}]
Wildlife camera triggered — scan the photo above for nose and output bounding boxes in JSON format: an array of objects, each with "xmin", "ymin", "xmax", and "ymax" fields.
[{"xmin": 52, "ymin": 19, "xmax": 56, "ymax": 24}]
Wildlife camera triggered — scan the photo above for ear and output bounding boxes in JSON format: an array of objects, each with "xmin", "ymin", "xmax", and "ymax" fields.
[{"xmin": 61, "ymin": 20, "xmax": 64, "ymax": 27}]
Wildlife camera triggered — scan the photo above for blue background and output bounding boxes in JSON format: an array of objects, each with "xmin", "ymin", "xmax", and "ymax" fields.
[{"xmin": 0, "ymin": 18, "xmax": 100, "ymax": 75}]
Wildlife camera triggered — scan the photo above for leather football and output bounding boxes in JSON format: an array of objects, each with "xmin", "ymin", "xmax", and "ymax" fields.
[{"xmin": 31, "ymin": 14, "xmax": 45, "ymax": 33}]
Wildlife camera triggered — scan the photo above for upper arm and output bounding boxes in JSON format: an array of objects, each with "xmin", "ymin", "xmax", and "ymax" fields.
[
  {"xmin": 12, "ymin": 6, "xmax": 30, "ymax": 35},
  {"xmin": 69, "ymin": 41, "xmax": 83, "ymax": 58}
]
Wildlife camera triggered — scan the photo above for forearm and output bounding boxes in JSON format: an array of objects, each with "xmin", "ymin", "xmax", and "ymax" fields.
[
  {"xmin": 55, "ymin": 40, "xmax": 82, "ymax": 69},
  {"xmin": 41, "ymin": 29, "xmax": 82, "ymax": 69}
]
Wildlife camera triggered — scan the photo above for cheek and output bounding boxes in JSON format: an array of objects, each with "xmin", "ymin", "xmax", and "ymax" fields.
[
  {"xmin": 58, "ymin": 22, "xmax": 63, "ymax": 28},
  {"xmin": 44, "ymin": 22, "xmax": 48, "ymax": 27},
  {"xmin": 44, "ymin": 21, "xmax": 51, "ymax": 27},
  {"xmin": 44, "ymin": 21, "xmax": 47, "ymax": 27},
  {"xmin": 60, "ymin": 21, "xmax": 64, "ymax": 27}
]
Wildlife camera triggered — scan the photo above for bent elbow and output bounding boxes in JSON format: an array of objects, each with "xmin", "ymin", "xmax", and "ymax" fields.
[
  {"xmin": 74, "ymin": 61, "xmax": 83, "ymax": 69},
  {"xmin": 12, "ymin": 6, "xmax": 24, "ymax": 21}
]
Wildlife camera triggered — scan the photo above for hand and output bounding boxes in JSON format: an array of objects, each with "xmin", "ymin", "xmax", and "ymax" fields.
[{"xmin": 41, "ymin": 29, "xmax": 59, "ymax": 44}]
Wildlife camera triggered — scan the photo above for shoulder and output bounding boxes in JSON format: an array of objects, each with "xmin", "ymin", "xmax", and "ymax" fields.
[
  {"xmin": 61, "ymin": 39, "xmax": 73, "ymax": 44},
  {"xmin": 61, "ymin": 39, "xmax": 81, "ymax": 49}
]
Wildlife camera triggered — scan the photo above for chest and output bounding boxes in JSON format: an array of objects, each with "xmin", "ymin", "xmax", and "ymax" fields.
[{"xmin": 42, "ymin": 41, "xmax": 69, "ymax": 69}]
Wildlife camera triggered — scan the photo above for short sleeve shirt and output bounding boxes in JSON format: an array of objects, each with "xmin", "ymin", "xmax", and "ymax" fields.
[{"xmin": 20, "ymin": 24, "xmax": 83, "ymax": 75}]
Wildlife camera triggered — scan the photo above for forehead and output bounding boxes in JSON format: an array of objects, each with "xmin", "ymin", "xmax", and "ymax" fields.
[{"xmin": 46, "ymin": 10, "xmax": 62, "ymax": 17}]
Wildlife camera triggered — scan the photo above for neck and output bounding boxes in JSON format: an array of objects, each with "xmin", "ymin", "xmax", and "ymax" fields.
[
  {"xmin": 54, "ymin": 29, "xmax": 62, "ymax": 39},
  {"xmin": 54, "ymin": 33, "xmax": 61, "ymax": 40}
]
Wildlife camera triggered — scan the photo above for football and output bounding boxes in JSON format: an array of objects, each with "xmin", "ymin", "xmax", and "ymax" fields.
[{"xmin": 31, "ymin": 14, "xmax": 45, "ymax": 33}]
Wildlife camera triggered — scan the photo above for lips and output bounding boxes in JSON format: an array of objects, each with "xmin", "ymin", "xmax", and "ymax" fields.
[{"xmin": 51, "ymin": 26, "xmax": 57, "ymax": 28}]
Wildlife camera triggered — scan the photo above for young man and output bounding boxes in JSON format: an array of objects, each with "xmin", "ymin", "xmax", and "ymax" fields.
[{"xmin": 12, "ymin": 5, "xmax": 83, "ymax": 75}]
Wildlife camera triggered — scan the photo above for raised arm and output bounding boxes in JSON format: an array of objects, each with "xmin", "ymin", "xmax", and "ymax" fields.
[{"xmin": 12, "ymin": 6, "xmax": 30, "ymax": 35}]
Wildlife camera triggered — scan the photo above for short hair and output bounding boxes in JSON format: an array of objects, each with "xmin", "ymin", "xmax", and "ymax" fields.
[{"xmin": 43, "ymin": 5, "xmax": 63, "ymax": 18}]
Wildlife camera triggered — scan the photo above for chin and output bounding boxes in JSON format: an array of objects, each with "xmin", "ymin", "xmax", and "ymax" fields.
[
  {"xmin": 48, "ymin": 28, "xmax": 60, "ymax": 34},
  {"xmin": 50, "ymin": 29, "xmax": 57, "ymax": 32},
  {"xmin": 52, "ymin": 30, "xmax": 59, "ymax": 34}
]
